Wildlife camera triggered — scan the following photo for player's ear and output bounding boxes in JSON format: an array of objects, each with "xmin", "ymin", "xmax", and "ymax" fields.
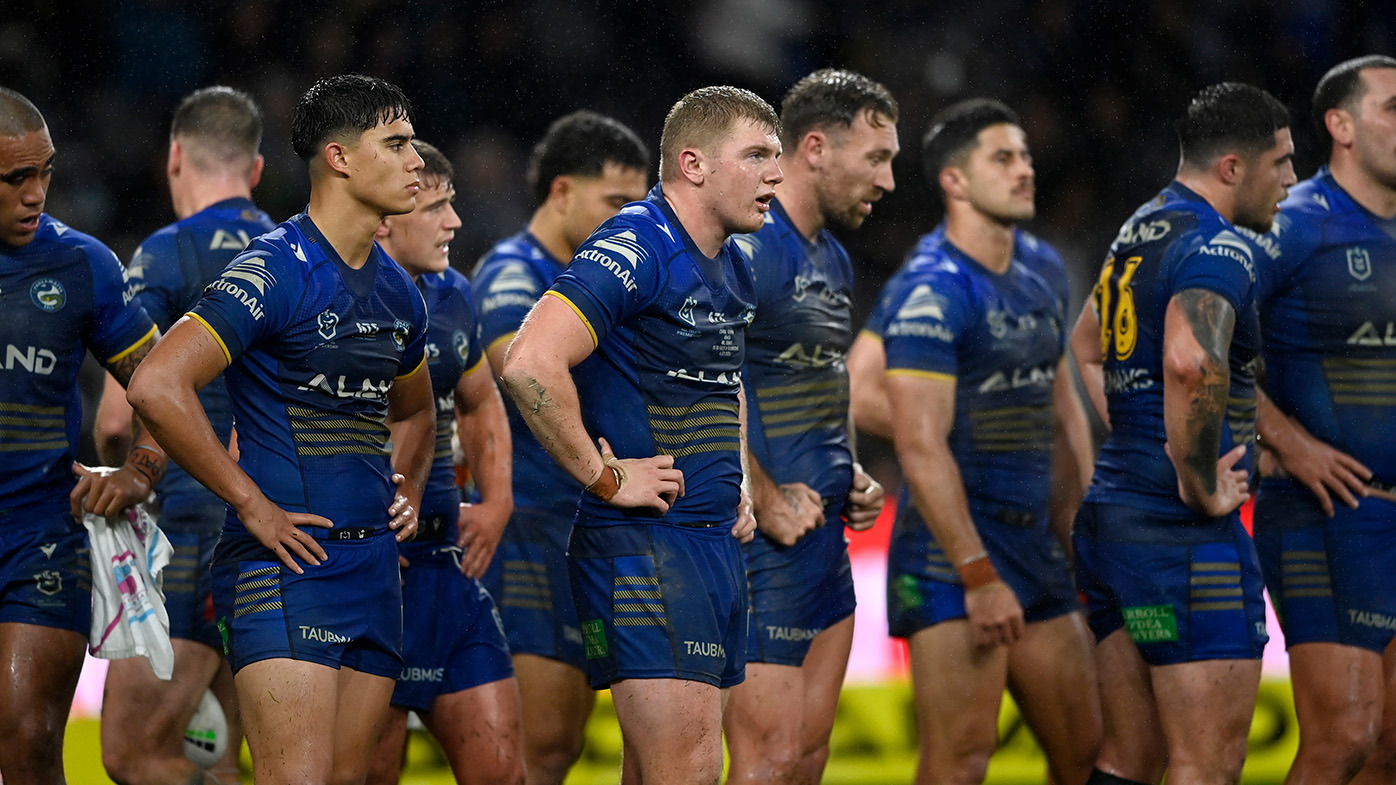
[
  {"xmin": 167, "ymin": 140, "xmax": 182, "ymax": 178},
  {"xmin": 374, "ymin": 218, "xmax": 392, "ymax": 240},
  {"xmin": 678, "ymin": 147, "xmax": 705, "ymax": 185},
  {"xmin": 800, "ymin": 130, "xmax": 826, "ymax": 166},
  {"xmin": 1216, "ymin": 152, "xmax": 1243, "ymax": 186},
  {"xmin": 248, "ymin": 155, "xmax": 265, "ymax": 190},
  {"xmin": 549, "ymin": 174, "xmax": 573, "ymax": 206},
  {"xmin": 323, "ymin": 139, "xmax": 352, "ymax": 178},
  {"xmin": 939, "ymin": 166, "xmax": 966, "ymax": 202},
  {"xmin": 1324, "ymin": 108, "xmax": 1355, "ymax": 148}
]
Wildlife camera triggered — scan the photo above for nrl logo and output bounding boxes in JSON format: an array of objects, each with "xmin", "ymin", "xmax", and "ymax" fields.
[{"xmin": 1348, "ymin": 247, "xmax": 1372, "ymax": 281}]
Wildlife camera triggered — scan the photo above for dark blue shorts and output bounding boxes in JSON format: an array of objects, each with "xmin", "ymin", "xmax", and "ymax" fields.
[
  {"xmin": 160, "ymin": 519, "xmax": 220, "ymax": 650},
  {"xmin": 482, "ymin": 506, "xmax": 584, "ymax": 668},
  {"xmin": 1254, "ymin": 482, "xmax": 1396, "ymax": 654},
  {"xmin": 568, "ymin": 522, "xmax": 747, "ymax": 689},
  {"xmin": 743, "ymin": 509, "xmax": 855, "ymax": 665},
  {"xmin": 0, "ymin": 505, "xmax": 91, "ymax": 633},
  {"xmin": 1073, "ymin": 501, "xmax": 1268, "ymax": 665},
  {"xmin": 886, "ymin": 508, "xmax": 1078, "ymax": 639},
  {"xmin": 393, "ymin": 548, "xmax": 514, "ymax": 712},
  {"xmin": 210, "ymin": 533, "xmax": 403, "ymax": 678}
]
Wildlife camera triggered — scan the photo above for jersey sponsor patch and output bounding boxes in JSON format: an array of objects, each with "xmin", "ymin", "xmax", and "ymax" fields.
[
  {"xmin": 1123, "ymin": 604, "xmax": 1179, "ymax": 642},
  {"xmin": 895, "ymin": 283, "xmax": 948, "ymax": 321},
  {"xmin": 29, "ymin": 278, "xmax": 66, "ymax": 312},
  {"xmin": 1198, "ymin": 230, "xmax": 1257, "ymax": 282},
  {"xmin": 582, "ymin": 618, "xmax": 608, "ymax": 659}
]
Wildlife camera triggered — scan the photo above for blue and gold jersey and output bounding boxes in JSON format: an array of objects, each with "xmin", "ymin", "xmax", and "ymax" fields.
[
  {"xmin": 0, "ymin": 216, "xmax": 155, "ymax": 512},
  {"xmin": 737, "ymin": 199, "xmax": 854, "ymax": 502},
  {"xmin": 1086, "ymin": 182, "xmax": 1261, "ymax": 516},
  {"xmin": 189, "ymin": 213, "xmax": 428, "ymax": 540},
  {"xmin": 861, "ymin": 226, "xmax": 944, "ymax": 341},
  {"xmin": 1250, "ymin": 169, "xmax": 1396, "ymax": 488},
  {"xmin": 883, "ymin": 235, "xmax": 1067, "ymax": 527},
  {"xmin": 127, "ymin": 197, "xmax": 275, "ymax": 521},
  {"xmin": 547, "ymin": 184, "xmax": 756, "ymax": 527},
  {"xmin": 472, "ymin": 231, "xmax": 580, "ymax": 513}
]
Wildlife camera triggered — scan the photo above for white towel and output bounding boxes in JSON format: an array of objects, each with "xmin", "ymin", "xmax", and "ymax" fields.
[{"xmin": 80, "ymin": 472, "xmax": 175, "ymax": 680}]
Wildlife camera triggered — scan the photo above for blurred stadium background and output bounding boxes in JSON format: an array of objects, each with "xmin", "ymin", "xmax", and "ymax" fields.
[{"xmin": 7, "ymin": 0, "xmax": 1392, "ymax": 782}]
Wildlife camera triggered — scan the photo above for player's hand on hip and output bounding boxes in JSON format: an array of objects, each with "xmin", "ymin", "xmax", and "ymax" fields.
[
  {"xmin": 733, "ymin": 484, "xmax": 756, "ymax": 543},
  {"xmin": 1267, "ymin": 417, "xmax": 1371, "ymax": 516},
  {"xmin": 388, "ymin": 473, "xmax": 419, "ymax": 543},
  {"xmin": 755, "ymin": 481, "xmax": 823, "ymax": 546},
  {"xmin": 844, "ymin": 462, "xmax": 884, "ymax": 531},
  {"xmin": 1168, "ymin": 443, "xmax": 1251, "ymax": 517},
  {"xmin": 456, "ymin": 498, "xmax": 511, "ymax": 579},
  {"xmin": 964, "ymin": 581, "xmax": 1025, "ymax": 648},
  {"xmin": 597, "ymin": 438, "xmax": 685, "ymax": 512},
  {"xmin": 70, "ymin": 462, "xmax": 152, "ymax": 520},
  {"xmin": 235, "ymin": 495, "xmax": 332, "ymax": 575}
]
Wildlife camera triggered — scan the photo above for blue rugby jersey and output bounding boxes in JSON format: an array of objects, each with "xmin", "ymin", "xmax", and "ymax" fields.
[
  {"xmin": 1249, "ymin": 169, "xmax": 1396, "ymax": 488},
  {"xmin": 547, "ymin": 184, "xmax": 756, "ymax": 527},
  {"xmin": 1085, "ymin": 183, "xmax": 1261, "ymax": 516},
  {"xmin": 127, "ymin": 198, "xmax": 275, "ymax": 521},
  {"xmin": 737, "ymin": 199, "xmax": 854, "ymax": 502},
  {"xmin": 189, "ymin": 213, "xmax": 428, "ymax": 539},
  {"xmin": 472, "ymin": 231, "xmax": 581, "ymax": 513},
  {"xmin": 882, "ymin": 236, "xmax": 1068, "ymax": 526},
  {"xmin": 1, "ymin": 216, "xmax": 155, "ymax": 510},
  {"xmin": 861, "ymin": 226, "xmax": 943, "ymax": 341}
]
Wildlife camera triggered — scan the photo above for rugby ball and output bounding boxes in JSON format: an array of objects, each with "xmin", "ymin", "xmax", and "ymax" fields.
[{"xmin": 183, "ymin": 689, "xmax": 228, "ymax": 767}]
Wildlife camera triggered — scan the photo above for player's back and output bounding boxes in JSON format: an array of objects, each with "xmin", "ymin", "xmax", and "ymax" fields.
[
  {"xmin": 1087, "ymin": 183, "xmax": 1261, "ymax": 517},
  {"xmin": 0, "ymin": 216, "xmax": 153, "ymax": 509}
]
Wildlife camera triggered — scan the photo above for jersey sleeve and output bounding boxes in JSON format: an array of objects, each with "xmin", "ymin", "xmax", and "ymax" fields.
[
  {"xmin": 398, "ymin": 279, "xmax": 430, "ymax": 379},
  {"xmin": 127, "ymin": 232, "xmax": 182, "ymax": 332},
  {"xmin": 187, "ymin": 247, "xmax": 295, "ymax": 365},
  {"xmin": 1248, "ymin": 210, "xmax": 1317, "ymax": 307},
  {"xmin": 882, "ymin": 269, "xmax": 971, "ymax": 381},
  {"xmin": 474, "ymin": 257, "xmax": 544, "ymax": 356},
  {"xmin": 739, "ymin": 228, "xmax": 788, "ymax": 310},
  {"xmin": 546, "ymin": 222, "xmax": 662, "ymax": 346},
  {"xmin": 861, "ymin": 269, "xmax": 905, "ymax": 341},
  {"xmin": 1170, "ymin": 229, "xmax": 1257, "ymax": 312},
  {"xmin": 86, "ymin": 239, "xmax": 158, "ymax": 364},
  {"xmin": 453, "ymin": 279, "xmax": 487, "ymax": 376}
]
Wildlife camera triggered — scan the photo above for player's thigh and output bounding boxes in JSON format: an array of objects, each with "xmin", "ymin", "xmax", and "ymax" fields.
[
  {"xmin": 234, "ymin": 657, "xmax": 340, "ymax": 782},
  {"xmin": 423, "ymin": 678, "xmax": 525, "ymax": 785},
  {"xmin": 907, "ymin": 620, "xmax": 1010, "ymax": 754},
  {"xmin": 1288, "ymin": 642, "xmax": 1384, "ymax": 746},
  {"xmin": 612, "ymin": 678, "xmax": 724, "ymax": 765},
  {"xmin": 513, "ymin": 652, "xmax": 595, "ymax": 743},
  {"xmin": 1006, "ymin": 613, "xmax": 1101, "ymax": 777},
  {"xmin": 0, "ymin": 622, "xmax": 86, "ymax": 734},
  {"xmin": 1092, "ymin": 629, "xmax": 1167, "ymax": 782},
  {"xmin": 365, "ymin": 706, "xmax": 410, "ymax": 785},
  {"xmin": 1149, "ymin": 657, "xmax": 1261, "ymax": 766},
  {"xmin": 331, "ymin": 666, "xmax": 397, "ymax": 784},
  {"xmin": 101, "ymin": 637, "xmax": 222, "ymax": 746},
  {"xmin": 724, "ymin": 661, "xmax": 805, "ymax": 759}
]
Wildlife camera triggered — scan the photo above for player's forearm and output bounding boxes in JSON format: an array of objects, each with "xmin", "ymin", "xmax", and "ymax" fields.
[
  {"xmin": 456, "ymin": 393, "xmax": 514, "ymax": 511},
  {"xmin": 499, "ymin": 355, "xmax": 605, "ymax": 487},
  {"xmin": 1163, "ymin": 290, "xmax": 1234, "ymax": 501},
  {"xmin": 1069, "ymin": 308, "xmax": 1109, "ymax": 428},
  {"xmin": 389, "ymin": 408, "xmax": 435, "ymax": 509},
  {"xmin": 1254, "ymin": 386, "xmax": 1305, "ymax": 460},
  {"xmin": 94, "ymin": 372, "xmax": 135, "ymax": 465}
]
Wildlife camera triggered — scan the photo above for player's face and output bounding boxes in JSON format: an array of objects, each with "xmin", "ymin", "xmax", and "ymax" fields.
[
  {"xmin": 0, "ymin": 127, "xmax": 55, "ymax": 248},
  {"xmin": 1350, "ymin": 67, "xmax": 1396, "ymax": 190},
  {"xmin": 705, "ymin": 118, "xmax": 783, "ymax": 236},
  {"xmin": 348, "ymin": 116, "xmax": 424, "ymax": 217},
  {"xmin": 1234, "ymin": 127, "xmax": 1296, "ymax": 233},
  {"xmin": 383, "ymin": 178, "xmax": 460, "ymax": 277},
  {"xmin": 816, "ymin": 110, "xmax": 899, "ymax": 230},
  {"xmin": 956, "ymin": 124, "xmax": 1035, "ymax": 224},
  {"xmin": 561, "ymin": 162, "xmax": 649, "ymax": 253}
]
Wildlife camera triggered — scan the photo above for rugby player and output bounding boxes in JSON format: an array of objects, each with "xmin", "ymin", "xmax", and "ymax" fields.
[
  {"xmin": 127, "ymin": 74, "xmax": 436, "ymax": 785},
  {"xmin": 364, "ymin": 138, "xmax": 523, "ymax": 785},
  {"xmin": 723, "ymin": 68, "xmax": 894, "ymax": 785},
  {"xmin": 473, "ymin": 110, "xmax": 648, "ymax": 785},
  {"xmin": 94, "ymin": 85, "xmax": 273, "ymax": 785},
  {"xmin": 1244, "ymin": 55, "xmax": 1396, "ymax": 785},
  {"xmin": 499, "ymin": 86, "xmax": 773, "ymax": 785},
  {"xmin": 1069, "ymin": 82, "xmax": 1296, "ymax": 785},
  {"xmin": 0, "ymin": 86, "xmax": 164, "ymax": 785},
  {"xmin": 877, "ymin": 98, "xmax": 1100, "ymax": 785}
]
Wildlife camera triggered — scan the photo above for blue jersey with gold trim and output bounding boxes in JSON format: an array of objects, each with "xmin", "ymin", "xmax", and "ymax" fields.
[
  {"xmin": 472, "ymin": 231, "xmax": 580, "ymax": 513},
  {"xmin": 738, "ymin": 199, "xmax": 853, "ymax": 502},
  {"xmin": 1251, "ymin": 169, "xmax": 1396, "ymax": 487},
  {"xmin": 0, "ymin": 215, "xmax": 155, "ymax": 511},
  {"xmin": 189, "ymin": 213, "xmax": 428, "ymax": 539},
  {"xmin": 127, "ymin": 197, "xmax": 275, "ymax": 519},
  {"xmin": 548, "ymin": 185, "xmax": 755, "ymax": 527},
  {"xmin": 882, "ymin": 236, "xmax": 1067, "ymax": 524},
  {"xmin": 416, "ymin": 267, "xmax": 484, "ymax": 523},
  {"xmin": 1085, "ymin": 182, "xmax": 1261, "ymax": 516},
  {"xmin": 862, "ymin": 226, "xmax": 944, "ymax": 341}
]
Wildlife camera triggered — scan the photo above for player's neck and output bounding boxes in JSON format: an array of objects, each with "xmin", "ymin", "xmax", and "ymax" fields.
[
  {"xmin": 173, "ymin": 178, "xmax": 253, "ymax": 221},
  {"xmin": 527, "ymin": 207, "xmax": 577, "ymax": 264},
  {"xmin": 1329, "ymin": 155, "xmax": 1396, "ymax": 220},
  {"xmin": 307, "ymin": 190, "xmax": 383, "ymax": 269},
  {"xmin": 1174, "ymin": 172, "xmax": 1239, "ymax": 226},
  {"xmin": 663, "ymin": 189, "xmax": 726, "ymax": 258},
  {"xmin": 774, "ymin": 173, "xmax": 825, "ymax": 242},
  {"xmin": 945, "ymin": 209, "xmax": 1015, "ymax": 274}
]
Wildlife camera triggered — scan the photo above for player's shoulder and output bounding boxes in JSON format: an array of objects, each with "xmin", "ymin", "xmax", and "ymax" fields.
[
  {"xmin": 1280, "ymin": 173, "xmax": 1342, "ymax": 220},
  {"xmin": 424, "ymin": 266, "xmax": 474, "ymax": 304},
  {"xmin": 31, "ymin": 215, "xmax": 119, "ymax": 266},
  {"xmin": 1013, "ymin": 228, "xmax": 1065, "ymax": 274}
]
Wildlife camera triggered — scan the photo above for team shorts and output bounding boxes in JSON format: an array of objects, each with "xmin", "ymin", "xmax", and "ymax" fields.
[
  {"xmin": 1073, "ymin": 501, "xmax": 1268, "ymax": 665},
  {"xmin": 158, "ymin": 502, "xmax": 223, "ymax": 650},
  {"xmin": 210, "ymin": 532, "xmax": 403, "ymax": 678},
  {"xmin": 393, "ymin": 548, "xmax": 514, "ymax": 712},
  {"xmin": 743, "ymin": 507, "xmax": 855, "ymax": 665},
  {"xmin": 1254, "ymin": 481, "xmax": 1396, "ymax": 654},
  {"xmin": 482, "ymin": 506, "xmax": 584, "ymax": 667},
  {"xmin": 0, "ymin": 504, "xmax": 91, "ymax": 633},
  {"xmin": 568, "ymin": 522, "xmax": 746, "ymax": 689},
  {"xmin": 887, "ymin": 508, "xmax": 1078, "ymax": 639}
]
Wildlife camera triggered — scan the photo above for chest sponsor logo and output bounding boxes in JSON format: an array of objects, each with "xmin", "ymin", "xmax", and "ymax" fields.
[
  {"xmin": 298, "ymin": 373, "xmax": 392, "ymax": 399},
  {"xmin": 3, "ymin": 345, "xmax": 57, "ymax": 375},
  {"xmin": 298, "ymin": 625, "xmax": 349, "ymax": 643},
  {"xmin": 210, "ymin": 229, "xmax": 253, "ymax": 252},
  {"xmin": 665, "ymin": 368, "xmax": 741, "ymax": 385},
  {"xmin": 1347, "ymin": 247, "xmax": 1372, "ymax": 282},
  {"xmin": 775, "ymin": 342, "xmax": 845, "ymax": 369},
  {"xmin": 1115, "ymin": 218, "xmax": 1171, "ymax": 246},
  {"xmin": 317, "ymin": 309, "xmax": 339, "ymax": 341},
  {"xmin": 1346, "ymin": 322, "xmax": 1396, "ymax": 347},
  {"xmin": 977, "ymin": 364, "xmax": 1055, "ymax": 393},
  {"xmin": 29, "ymin": 278, "xmax": 66, "ymax": 312}
]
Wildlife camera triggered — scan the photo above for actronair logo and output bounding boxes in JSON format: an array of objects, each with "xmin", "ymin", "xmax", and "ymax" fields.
[
  {"xmin": 591, "ymin": 230, "xmax": 646, "ymax": 267},
  {"xmin": 1198, "ymin": 230, "xmax": 1256, "ymax": 282},
  {"xmin": 487, "ymin": 262, "xmax": 539, "ymax": 294},
  {"xmin": 222, "ymin": 257, "xmax": 276, "ymax": 295},
  {"xmin": 895, "ymin": 284, "xmax": 947, "ymax": 321}
]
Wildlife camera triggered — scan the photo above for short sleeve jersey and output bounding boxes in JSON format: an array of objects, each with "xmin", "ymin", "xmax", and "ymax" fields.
[
  {"xmin": 737, "ymin": 199, "xmax": 854, "ymax": 502},
  {"xmin": 882, "ymin": 235, "xmax": 1068, "ymax": 524},
  {"xmin": 547, "ymin": 184, "xmax": 756, "ymax": 527},
  {"xmin": 862, "ymin": 226, "xmax": 944, "ymax": 341},
  {"xmin": 126, "ymin": 197, "xmax": 275, "ymax": 518},
  {"xmin": 189, "ymin": 213, "xmax": 428, "ymax": 539},
  {"xmin": 1085, "ymin": 182, "xmax": 1262, "ymax": 516},
  {"xmin": 1249, "ymin": 169, "xmax": 1396, "ymax": 485},
  {"xmin": 0, "ymin": 216, "xmax": 155, "ymax": 510},
  {"xmin": 472, "ymin": 231, "xmax": 579, "ymax": 512}
]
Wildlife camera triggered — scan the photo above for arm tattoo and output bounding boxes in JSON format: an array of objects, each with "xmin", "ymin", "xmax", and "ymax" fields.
[
  {"xmin": 105, "ymin": 337, "xmax": 154, "ymax": 387},
  {"xmin": 1176, "ymin": 289, "xmax": 1235, "ymax": 493}
]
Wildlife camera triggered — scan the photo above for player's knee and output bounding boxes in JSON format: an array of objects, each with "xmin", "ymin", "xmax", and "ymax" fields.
[
  {"xmin": 530, "ymin": 728, "xmax": 586, "ymax": 778},
  {"xmin": 0, "ymin": 713, "xmax": 64, "ymax": 778}
]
